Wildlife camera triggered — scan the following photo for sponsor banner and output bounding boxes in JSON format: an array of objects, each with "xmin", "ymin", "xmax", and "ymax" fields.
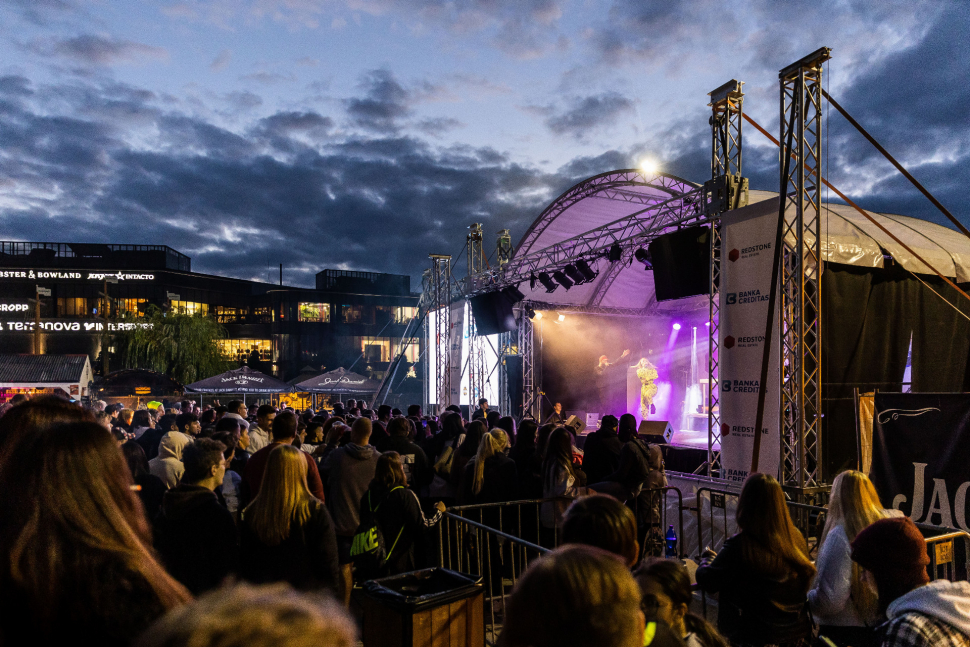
[
  {"xmin": 0, "ymin": 269, "xmax": 154, "ymax": 281},
  {"xmin": 447, "ymin": 300, "xmax": 464, "ymax": 406},
  {"xmin": 719, "ymin": 199, "xmax": 781, "ymax": 482},
  {"xmin": 871, "ymin": 393, "xmax": 970, "ymax": 529},
  {"xmin": 0, "ymin": 320, "xmax": 153, "ymax": 333}
]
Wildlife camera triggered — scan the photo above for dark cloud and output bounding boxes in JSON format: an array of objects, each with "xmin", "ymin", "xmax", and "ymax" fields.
[
  {"xmin": 3, "ymin": 0, "xmax": 77, "ymax": 26},
  {"xmin": 543, "ymin": 92, "xmax": 635, "ymax": 140},
  {"xmin": 344, "ymin": 69, "xmax": 412, "ymax": 134},
  {"xmin": 26, "ymin": 34, "xmax": 169, "ymax": 66}
]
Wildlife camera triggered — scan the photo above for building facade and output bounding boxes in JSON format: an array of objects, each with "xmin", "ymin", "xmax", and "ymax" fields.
[{"xmin": 0, "ymin": 242, "xmax": 421, "ymax": 383}]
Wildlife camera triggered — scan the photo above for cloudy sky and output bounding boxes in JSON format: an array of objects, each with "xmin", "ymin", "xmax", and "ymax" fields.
[{"xmin": 0, "ymin": 0, "xmax": 966, "ymax": 288}]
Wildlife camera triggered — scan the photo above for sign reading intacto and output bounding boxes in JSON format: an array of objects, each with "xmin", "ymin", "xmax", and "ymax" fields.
[{"xmin": 0, "ymin": 270, "xmax": 155, "ymax": 281}]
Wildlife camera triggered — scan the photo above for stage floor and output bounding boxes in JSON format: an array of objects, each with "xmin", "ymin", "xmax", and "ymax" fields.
[{"xmin": 672, "ymin": 428, "xmax": 719, "ymax": 452}]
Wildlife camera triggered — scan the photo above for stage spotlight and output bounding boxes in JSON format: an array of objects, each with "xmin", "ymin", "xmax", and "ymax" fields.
[
  {"xmin": 524, "ymin": 305, "xmax": 536, "ymax": 319},
  {"xmin": 705, "ymin": 321, "xmax": 711, "ymax": 327},
  {"xmin": 530, "ymin": 274, "xmax": 537, "ymax": 290},
  {"xmin": 634, "ymin": 247, "xmax": 652, "ymax": 268},
  {"xmin": 552, "ymin": 270, "xmax": 573, "ymax": 290},
  {"xmin": 557, "ymin": 313, "xmax": 566, "ymax": 323},
  {"xmin": 503, "ymin": 285, "xmax": 526, "ymax": 303},
  {"xmin": 533, "ymin": 311, "xmax": 543, "ymax": 321},
  {"xmin": 607, "ymin": 242, "xmax": 622, "ymax": 262},
  {"xmin": 563, "ymin": 263, "xmax": 586, "ymax": 285},
  {"xmin": 538, "ymin": 272, "xmax": 558, "ymax": 293},
  {"xmin": 576, "ymin": 259, "xmax": 598, "ymax": 283},
  {"xmin": 672, "ymin": 323, "xmax": 682, "ymax": 330}
]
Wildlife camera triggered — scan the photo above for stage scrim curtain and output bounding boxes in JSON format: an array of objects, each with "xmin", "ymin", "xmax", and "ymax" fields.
[{"xmin": 912, "ymin": 276, "xmax": 970, "ymax": 392}]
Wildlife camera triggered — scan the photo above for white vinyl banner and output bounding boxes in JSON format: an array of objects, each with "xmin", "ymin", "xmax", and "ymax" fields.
[
  {"xmin": 719, "ymin": 198, "xmax": 781, "ymax": 483},
  {"xmin": 448, "ymin": 300, "xmax": 465, "ymax": 406}
]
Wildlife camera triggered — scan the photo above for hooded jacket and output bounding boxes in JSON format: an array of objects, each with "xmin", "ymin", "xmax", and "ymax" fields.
[
  {"xmin": 323, "ymin": 443, "xmax": 379, "ymax": 536},
  {"xmin": 881, "ymin": 580, "xmax": 970, "ymax": 647},
  {"xmin": 147, "ymin": 432, "xmax": 192, "ymax": 489},
  {"xmin": 153, "ymin": 484, "xmax": 238, "ymax": 594},
  {"xmin": 582, "ymin": 426, "xmax": 623, "ymax": 484}
]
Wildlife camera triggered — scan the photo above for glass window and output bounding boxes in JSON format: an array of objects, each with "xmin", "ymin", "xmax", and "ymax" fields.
[
  {"xmin": 116, "ymin": 298, "xmax": 146, "ymax": 317},
  {"xmin": 215, "ymin": 339, "xmax": 273, "ymax": 363},
  {"xmin": 342, "ymin": 305, "xmax": 362, "ymax": 323},
  {"xmin": 57, "ymin": 297, "xmax": 87, "ymax": 317},
  {"xmin": 375, "ymin": 305, "xmax": 416, "ymax": 325},
  {"xmin": 170, "ymin": 301, "xmax": 209, "ymax": 316},
  {"xmin": 298, "ymin": 303, "xmax": 331, "ymax": 323},
  {"xmin": 214, "ymin": 306, "xmax": 250, "ymax": 324}
]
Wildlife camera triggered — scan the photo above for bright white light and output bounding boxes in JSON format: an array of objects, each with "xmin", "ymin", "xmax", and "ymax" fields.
[
  {"xmin": 672, "ymin": 323, "xmax": 681, "ymax": 330},
  {"xmin": 557, "ymin": 313, "xmax": 566, "ymax": 323},
  {"xmin": 640, "ymin": 158, "xmax": 659, "ymax": 176},
  {"xmin": 705, "ymin": 321, "xmax": 711, "ymax": 327},
  {"xmin": 533, "ymin": 311, "xmax": 542, "ymax": 321}
]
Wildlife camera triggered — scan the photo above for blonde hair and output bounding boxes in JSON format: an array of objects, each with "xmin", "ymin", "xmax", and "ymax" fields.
[
  {"xmin": 821, "ymin": 470, "xmax": 887, "ymax": 620},
  {"xmin": 472, "ymin": 430, "xmax": 508, "ymax": 496},
  {"xmin": 243, "ymin": 445, "xmax": 315, "ymax": 546}
]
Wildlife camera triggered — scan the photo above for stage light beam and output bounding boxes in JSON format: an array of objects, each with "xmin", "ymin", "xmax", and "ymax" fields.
[
  {"xmin": 557, "ymin": 313, "xmax": 566, "ymax": 323},
  {"xmin": 673, "ymin": 323, "xmax": 682, "ymax": 330}
]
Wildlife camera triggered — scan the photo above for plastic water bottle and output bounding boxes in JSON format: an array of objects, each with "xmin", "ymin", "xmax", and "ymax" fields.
[{"xmin": 664, "ymin": 525, "xmax": 677, "ymax": 558}]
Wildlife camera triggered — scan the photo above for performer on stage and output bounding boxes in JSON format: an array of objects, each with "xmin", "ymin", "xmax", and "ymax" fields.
[
  {"xmin": 594, "ymin": 349, "xmax": 630, "ymax": 414},
  {"xmin": 632, "ymin": 357, "xmax": 659, "ymax": 419},
  {"xmin": 544, "ymin": 402, "xmax": 565, "ymax": 426}
]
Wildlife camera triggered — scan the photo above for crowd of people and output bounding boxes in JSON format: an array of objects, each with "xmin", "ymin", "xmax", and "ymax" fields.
[{"xmin": 0, "ymin": 392, "xmax": 967, "ymax": 647}]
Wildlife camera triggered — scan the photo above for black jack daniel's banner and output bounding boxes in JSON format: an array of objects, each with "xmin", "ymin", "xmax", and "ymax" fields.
[{"xmin": 870, "ymin": 392, "xmax": 970, "ymax": 529}]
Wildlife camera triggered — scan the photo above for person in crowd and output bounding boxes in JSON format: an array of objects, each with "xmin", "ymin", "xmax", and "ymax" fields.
[
  {"xmin": 499, "ymin": 544, "xmax": 654, "ymax": 647},
  {"xmin": 458, "ymin": 429, "xmax": 518, "ymax": 506},
  {"xmin": 241, "ymin": 445, "xmax": 339, "ymax": 594},
  {"xmin": 154, "ymin": 438, "xmax": 238, "ymax": 595},
  {"xmin": 323, "ymin": 417, "xmax": 380, "ymax": 606},
  {"xmin": 809, "ymin": 470, "xmax": 901, "ymax": 647},
  {"xmin": 540, "ymin": 427, "xmax": 587, "ymax": 531},
  {"xmin": 449, "ymin": 419, "xmax": 486, "ymax": 489},
  {"xmin": 0, "ymin": 420, "xmax": 190, "ymax": 646},
  {"xmin": 561, "ymin": 494, "xmax": 639, "ymax": 567},
  {"xmin": 373, "ymin": 404, "xmax": 392, "ymax": 442},
  {"xmin": 133, "ymin": 409, "xmax": 163, "ymax": 457},
  {"xmin": 95, "ymin": 410, "xmax": 115, "ymax": 432},
  {"xmin": 175, "ymin": 412, "xmax": 201, "ymax": 438},
  {"xmin": 148, "ymin": 430, "xmax": 193, "ymax": 489},
  {"xmin": 426, "ymin": 409, "xmax": 463, "ymax": 466},
  {"xmin": 583, "ymin": 414, "xmax": 622, "ymax": 485},
  {"xmin": 216, "ymin": 416, "xmax": 250, "ymax": 474},
  {"xmin": 495, "ymin": 416, "xmax": 517, "ymax": 446},
  {"xmin": 198, "ymin": 408, "xmax": 217, "ymax": 432},
  {"xmin": 248, "ymin": 404, "xmax": 276, "ymax": 453},
  {"xmin": 535, "ymin": 422, "xmax": 555, "ymax": 462},
  {"xmin": 244, "ymin": 411, "xmax": 324, "ymax": 503},
  {"xmin": 122, "ymin": 440, "xmax": 167, "ymax": 522},
  {"xmin": 134, "ymin": 582, "xmax": 357, "ymax": 647},
  {"xmin": 509, "ymin": 418, "xmax": 540, "ymax": 498},
  {"xmin": 597, "ymin": 431, "xmax": 667, "ymax": 553},
  {"xmin": 636, "ymin": 559, "xmax": 729, "ymax": 647},
  {"xmin": 850, "ymin": 516, "xmax": 970, "ymax": 647},
  {"xmin": 118, "ymin": 407, "xmax": 134, "ymax": 431},
  {"xmin": 212, "ymin": 431, "xmax": 243, "ymax": 520},
  {"xmin": 223, "ymin": 400, "xmax": 248, "ymax": 426},
  {"xmin": 544, "ymin": 402, "xmax": 565, "ymax": 426},
  {"xmin": 486, "ymin": 409, "xmax": 501, "ymax": 431},
  {"xmin": 695, "ymin": 473, "xmax": 816, "ymax": 647},
  {"xmin": 618, "ymin": 413, "xmax": 638, "ymax": 442},
  {"xmin": 376, "ymin": 416, "xmax": 433, "ymax": 491},
  {"xmin": 407, "ymin": 404, "xmax": 422, "ymax": 418},
  {"xmin": 472, "ymin": 397, "xmax": 489, "ymax": 421},
  {"xmin": 361, "ymin": 452, "xmax": 445, "ymax": 576},
  {"xmin": 302, "ymin": 422, "xmax": 324, "ymax": 454}
]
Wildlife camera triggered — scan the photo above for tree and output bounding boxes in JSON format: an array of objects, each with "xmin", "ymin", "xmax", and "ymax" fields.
[{"xmin": 114, "ymin": 306, "xmax": 234, "ymax": 385}]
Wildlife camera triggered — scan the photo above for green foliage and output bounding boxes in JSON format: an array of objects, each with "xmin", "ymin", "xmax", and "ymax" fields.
[{"xmin": 114, "ymin": 306, "xmax": 234, "ymax": 385}]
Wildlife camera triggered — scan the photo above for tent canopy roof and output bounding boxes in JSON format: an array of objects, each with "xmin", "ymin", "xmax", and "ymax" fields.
[
  {"xmin": 185, "ymin": 365, "xmax": 295, "ymax": 394},
  {"xmin": 512, "ymin": 171, "xmax": 970, "ymax": 313}
]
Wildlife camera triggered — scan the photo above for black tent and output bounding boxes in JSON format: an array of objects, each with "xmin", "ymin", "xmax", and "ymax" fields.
[
  {"xmin": 185, "ymin": 366, "xmax": 295, "ymax": 404},
  {"xmin": 294, "ymin": 367, "xmax": 381, "ymax": 395}
]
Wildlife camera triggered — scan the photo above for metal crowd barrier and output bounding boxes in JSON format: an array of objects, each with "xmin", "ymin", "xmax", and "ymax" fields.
[{"xmin": 923, "ymin": 531, "xmax": 970, "ymax": 582}]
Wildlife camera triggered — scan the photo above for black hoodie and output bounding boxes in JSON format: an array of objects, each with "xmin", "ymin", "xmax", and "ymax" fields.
[{"xmin": 154, "ymin": 484, "xmax": 238, "ymax": 594}]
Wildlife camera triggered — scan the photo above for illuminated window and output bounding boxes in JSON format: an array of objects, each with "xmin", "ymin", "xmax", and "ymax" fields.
[
  {"xmin": 57, "ymin": 297, "xmax": 87, "ymax": 317},
  {"xmin": 298, "ymin": 303, "xmax": 331, "ymax": 322},
  {"xmin": 214, "ymin": 306, "xmax": 250, "ymax": 324},
  {"xmin": 342, "ymin": 305, "xmax": 362, "ymax": 323},
  {"xmin": 215, "ymin": 339, "xmax": 273, "ymax": 363},
  {"xmin": 355, "ymin": 336, "xmax": 419, "ymax": 363},
  {"xmin": 170, "ymin": 301, "xmax": 209, "ymax": 316},
  {"xmin": 376, "ymin": 305, "xmax": 417, "ymax": 324},
  {"xmin": 116, "ymin": 298, "xmax": 147, "ymax": 317}
]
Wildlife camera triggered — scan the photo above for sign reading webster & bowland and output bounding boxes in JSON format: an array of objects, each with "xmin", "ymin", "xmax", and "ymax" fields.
[{"xmin": 870, "ymin": 392, "xmax": 970, "ymax": 529}]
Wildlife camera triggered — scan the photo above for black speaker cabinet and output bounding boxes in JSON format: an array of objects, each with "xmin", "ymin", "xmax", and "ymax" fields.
[
  {"xmin": 638, "ymin": 420, "xmax": 674, "ymax": 444},
  {"xmin": 564, "ymin": 415, "xmax": 586, "ymax": 435}
]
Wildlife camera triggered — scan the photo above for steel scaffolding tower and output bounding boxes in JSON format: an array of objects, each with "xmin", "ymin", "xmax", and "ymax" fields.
[
  {"xmin": 779, "ymin": 48, "xmax": 830, "ymax": 491},
  {"xmin": 466, "ymin": 224, "xmax": 487, "ymax": 408},
  {"xmin": 429, "ymin": 254, "xmax": 452, "ymax": 413}
]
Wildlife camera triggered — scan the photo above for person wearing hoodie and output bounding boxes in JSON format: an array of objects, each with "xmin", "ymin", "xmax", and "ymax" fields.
[
  {"xmin": 148, "ymin": 431, "xmax": 193, "ymax": 489},
  {"xmin": 375, "ymin": 416, "xmax": 432, "ymax": 491},
  {"xmin": 322, "ymin": 416, "xmax": 380, "ymax": 606},
  {"xmin": 153, "ymin": 438, "xmax": 238, "ymax": 595},
  {"xmin": 582, "ymin": 414, "xmax": 623, "ymax": 485},
  {"xmin": 851, "ymin": 516, "xmax": 970, "ymax": 647}
]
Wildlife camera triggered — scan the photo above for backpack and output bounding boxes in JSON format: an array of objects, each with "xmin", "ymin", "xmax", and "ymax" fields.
[
  {"xmin": 433, "ymin": 433, "xmax": 464, "ymax": 477},
  {"xmin": 349, "ymin": 486, "xmax": 405, "ymax": 579}
]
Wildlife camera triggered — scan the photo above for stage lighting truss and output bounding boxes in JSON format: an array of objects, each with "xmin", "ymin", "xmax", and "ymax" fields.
[
  {"xmin": 576, "ymin": 259, "xmax": 598, "ymax": 283},
  {"xmin": 525, "ymin": 305, "xmax": 537, "ymax": 319},
  {"xmin": 563, "ymin": 263, "xmax": 586, "ymax": 285},
  {"xmin": 552, "ymin": 270, "xmax": 573, "ymax": 290},
  {"xmin": 634, "ymin": 247, "xmax": 653, "ymax": 269},
  {"xmin": 538, "ymin": 272, "xmax": 558, "ymax": 293},
  {"xmin": 607, "ymin": 242, "xmax": 623, "ymax": 262}
]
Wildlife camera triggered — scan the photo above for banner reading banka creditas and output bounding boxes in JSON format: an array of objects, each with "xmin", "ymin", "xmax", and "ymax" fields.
[{"xmin": 718, "ymin": 198, "xmax": 781, "ymax": 483}]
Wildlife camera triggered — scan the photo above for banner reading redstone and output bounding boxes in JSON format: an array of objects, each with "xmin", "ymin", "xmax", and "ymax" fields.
[{"xmin": 718, "ymin": 198, "xmax": 781, "ymax": 482}]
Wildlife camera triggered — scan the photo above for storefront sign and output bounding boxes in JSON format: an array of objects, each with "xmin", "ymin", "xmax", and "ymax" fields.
[
  {"xmin": 0, "ymin": 270, "xmax": 154, "ymax": 281},
  {"xmin": 0, "ymin": 304, "xmax": 30, "ymax": 312},
  {"xmin": 718, "ymin": 199, "xmax": 781, "ymax": 483},
  {"xmin": 870, "ymin": 392, "xmax": 970, "ymax": 530},
  {"xmin": 0, "ymin": 320, "xmax": 153, "ymax": 332}
]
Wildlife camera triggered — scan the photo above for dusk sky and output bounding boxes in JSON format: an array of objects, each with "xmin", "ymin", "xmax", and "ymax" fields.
[{"xmin": 1, "ymin": 1, "xmax": 967, "ymax": 288}]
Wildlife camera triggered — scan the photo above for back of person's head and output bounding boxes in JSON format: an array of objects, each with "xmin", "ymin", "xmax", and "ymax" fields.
[
  {"xmin": 826, "ymin": 470, "xmax": 886, "ymax": 543},
  {"xmin": 0, "ymin": 396, "xmax": 92, "ymax": 465},
  {"xmin": 460, "ymin": 419, "xmax": 487, "ymax": 456},
  {"xmin": 496, "ymin": 416, "xmax": 516, "ymax": 445},
  {"xmin": 373, "ymin": 451, "xmax": 407, "ymax": 490},
  {"xmin": 211, "ymin": 431, "xmax": 238, "ymax": 461},
  {"xmin": 736, "ymin": 473, "xmax": 814, "ymax": 582},
  {"xmin": 472, "ymin": 430, "xmax": 509, "ymax": 496},
  {"xmin": 634, "ymin": 559, "xmax": 727, "ymax": 647},
  {"xmin": 158, "ymin": 413, "xmax": 178, "ymax": 432},
  {"xmin": 0, "ymin": 421, "xmax": 189, "ymax": 622},
  {"xmin": 851, "ymin": 516, "xmax": 930, "ymax": 613},
  {"xmin": 377, "ymin": 404, "xmax": 392, "ymax": 419},
  {"xmin": 500, "ymin": 544, "xmax": 644, "ymax": 647},
  {"xmin": 618, "ymin": 413, "xmax": 638, "ymax": 442},
  {"xmin": 175, "ymin": 412, "xmax": 198, "ymax": 434},
  {"xmin": 516, "ymin": 420, "xmax": 538, "ymax": 449},
  {"xmin": 132, "ymin": 409, "xmax": 153, "ymax": 428},
  {"xmin": 256, "ymin": 404, "xmax": 276, "ymax": 420},
  {"xmin": 245, "ymin": 444, "xmax": 313, "ymax": 546},
  {"xmin": 119, "ymin": 408, "xmax": 134, "ymax": 424},
  {"xmin": 406, "ymin": 404, "xmax": 421, "ymax": 417},
  {"xmin": 390, "ymin": 407, "xmax": 402, "ymax": 417},
  {"xmin": 215, "ymin": 416, "xmax": 241, "ymax": 434},
  {"xmin": 387, "ymin": 416, "xmax": 410, "ymax": 437},
  {"xmin": 136, "ymin": 582, "xmax": 357, "ymax": 647},
  {"xmin": 441, "ymin": 411, "xmax": 465, "ymax": 439},
  {"xmin": 350, "ymin": 416, "xmax": 372, "ymax": 445},
  {"xmin": 122, "ymin": 440, "xmax": 151, "ymax": 479},
  {"xmin": 485, "ymin": 410, "xmax": 500, "ymax": 429},
  {"xmin": 9, "ymin": 393, "xmax": 28, "ymax": 405},
  {"xmin": 182, "ymin": 438, "xmax": 226, "ymax": 483},
  {"xmin": 562, "ymin": 494, "xmax": 639, "ymax": 567},
  {"xmin": 536, "ymin": 423, "xmax": 555, "ymax": 458},
  {"xmin": 271, "ymin": 411, "xmax": 298, "ymax": 441},
  {"xmin": 215, "ymin": 405, "xmax": 228, "ymax": 417},
  {"xmin": 445, "ymin": 404, "xmax": 462, "ymax": 415},
  {"xmin": 543, "ymin": 428, "xmax": 574, "ymax": 481},
  {"xmin": 601, "ymin": 414, "xmax": 618, "ymax": 432}
]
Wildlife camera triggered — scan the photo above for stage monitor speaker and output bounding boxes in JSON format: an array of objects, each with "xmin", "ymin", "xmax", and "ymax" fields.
[
  {"xmin": 469, "ymin": 291, "xmax": 517, "ymax": 336},
  {"xmin": 638, "ymin": 420, "xmax": 674, "ymax": 444},
  {"xmin": 564, "ymin": 415, "xmax": 586, "ymax": 435},
  {"xmin": 648, "ymin": 225, "xmax": 710, "ymax": 302}
]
